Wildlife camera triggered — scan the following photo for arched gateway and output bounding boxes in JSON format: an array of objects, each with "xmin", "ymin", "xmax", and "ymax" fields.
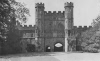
[
  {"xmin": 54, "ymin": 43, "xmax": 63, "ymax": 52},
  {"xmin": 46, "ymin": 46, "xmax": 51, "ymax": 52}
]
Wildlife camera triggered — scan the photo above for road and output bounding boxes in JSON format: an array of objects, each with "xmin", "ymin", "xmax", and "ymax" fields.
[{"xmin": 0, "ymin": 52, "xmax": 99, "ymax": 61}]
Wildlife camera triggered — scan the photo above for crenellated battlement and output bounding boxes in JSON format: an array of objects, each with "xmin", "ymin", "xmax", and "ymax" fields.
[
  {"xmin": 89, "ymin": 26, "xmax": 92, "ymax": 28},
  {"xmin": 64, "ymin": 2, "xmax": 73, "ymax": 7},
  {"xmin": 24, "ymin": 25, "xmax": 27, "ymax": 27},
  {"xmin": 18, "ymin": 25, "xmax": 36, "ymax": 30},
  {"xmin": 22, "ymin": 25, "xmax": 34, "ymax": 28},
  {"xmin": 73, "ymin": 26, "xmax": 92, "ymax": 30},
  {"xmin": 78, "ymin": 26, "xmax": 82, "ymax": 28},
  {"xmin": 35, "ymin": 2, "xmax": 44, "ymax": 7},
  {"xmin": 73, "ymin": 26, "xmax": 77, "ymax": 29},
  {"xmin": 44, "ymin": 11, "xmax": 65, "ymax": 15},
  {"xmin": 19, "ymin": 25, "xmax": 35, "ymax": 28},
  {"xmin": 83, "ymin": 26, "xmax": 87, "ymax": 29}
]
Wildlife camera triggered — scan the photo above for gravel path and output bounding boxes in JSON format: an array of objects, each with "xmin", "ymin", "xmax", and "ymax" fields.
[{"xmin": 0, "ymin": 52, "xmax": 99, "ymax": 61}]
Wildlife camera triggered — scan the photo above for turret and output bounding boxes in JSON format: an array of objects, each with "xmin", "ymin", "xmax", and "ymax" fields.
[
  {"xmin": 65, "ymin": 2, "xmax": 74, "ymax": 30},
  {"xmin": 35, "ymin": 2, "xmax": 45, "ymax": 52},
  {"xmin": 35, "ymin": 2, "xmax": 44, "ymax": 22},
  {"xmin": 35, "ymin": 2, "xmax": 45, "ymax": 37},
  {"xmin": 64, "ymin": 2, "xmax": 74, "ymax": 52}
]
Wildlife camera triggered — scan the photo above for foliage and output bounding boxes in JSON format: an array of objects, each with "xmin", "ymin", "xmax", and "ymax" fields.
[
  {"xmin": 0, "ymin": 0, "xmax": 30, "ymax": 41},
  {"xmin": 0, "ymin": 0, "xmax": 30, "ymax": 55},
  {"xmin": 80, "ymin": 16, "xmax": 100, "ymax": 53},
  {"xmin": 91, "ymin": 15, "xmax": 100, "ymax": 27},
  {"xmin": 68, "ymin": 33, "xmax": 82, "ymax": 51}
]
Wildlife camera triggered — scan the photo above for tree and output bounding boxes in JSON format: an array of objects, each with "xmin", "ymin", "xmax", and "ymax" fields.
[
  {"xmin": 80, "ymin": 15, "xmax": 100, "ymax": 53},
  {"xmin": 0, "ymin": 0, "xmax": 30, "ymax": 55},
  {"xmin": 91, "ymin": 15, "xmax": 100, "ymax": 27}
]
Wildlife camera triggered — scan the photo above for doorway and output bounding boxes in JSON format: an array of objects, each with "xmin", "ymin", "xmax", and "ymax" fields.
[
  {"xmin": 26, "ymin": 44, "xmax": 35, "ymax": 52},
  {"xmin": 54, "ymin": 43, "xmax": 63, "ymax": 52},
  {"xmin": 46, "ymin": 46, "xmax": 51, "ymax": 52}
]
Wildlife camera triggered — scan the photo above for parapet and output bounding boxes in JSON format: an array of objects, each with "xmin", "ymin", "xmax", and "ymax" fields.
[
  {"xmin": 17, "ymin": 24, "xmax": 37, "ymax": 31},
  {"xmin": 83, "ymin": 26, "xmax": 87, "ymax": 29},
  {"xmin": 48, "ymin": 11, "xmax": 52, "ymax": 13},
  {"xmin": 23, "ymin": 25, "xmax": 34, "ymax": 28},
  {"xmin": 29, "ymin": 25, "xmax": 32, "ymax": 27},
  {"xmin": 64, "ymin": 2, "xmax": 73, "ymax": 7},
  {"xmin": 79, "ymin": 26, "xmax": 82, "ymax": 28},
  {"xmin": 77, "ymin": 26, "xmax": 88, "ymax": 29},
  {"xmin": 35, "ymin": 2, "xmax": 44, "ymax": 7},
  {"xmin": 44, "ymin": 11, "xmax": 47, "ymax": 14},
  {"xmin": 58, "ymin": 11, "xmax": 61, "ymax": 13},
  {"xmin": 24, "ymin": 25, "xmax": 27, "ymax": 27},
  {"xmin": 73, "ymin": 26, "xmax": 77, "ymax": 29},
  {"xmin": 18, "ymin": 25, "xmax": 35, "ymax": 30},
  {"xmin": 44, "ymin": 11, "xmax": 65, "ymax": 15},
  {"xmin": 53, "ymin": 11, "xmax": 56, "ymax": 13},
  {"xmin": 89, "ymin": 26, "xmax": 92, "ymax": 28},
  {"xmin": 76, "ymin": 26, "xmax": 92, "ymax": 30},
  {"xmin": 57, "ymin": 11, "xmax": 65, "ymax": 14}
]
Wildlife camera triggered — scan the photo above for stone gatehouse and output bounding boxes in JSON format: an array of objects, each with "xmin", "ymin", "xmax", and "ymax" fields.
[{"xmin": 17, "ymin": 2, "xmax": 92, "ymax": 52}]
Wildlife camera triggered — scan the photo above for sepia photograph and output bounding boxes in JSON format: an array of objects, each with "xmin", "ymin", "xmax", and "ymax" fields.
[{"xmin": 0, "ymin": 0, "xmax": 100, "ymax": 61}]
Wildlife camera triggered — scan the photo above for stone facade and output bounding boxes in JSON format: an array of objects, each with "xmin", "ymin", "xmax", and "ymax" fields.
[{"xmin": 17, "ymin": 2, "xmax": 92, "ymax": 52}]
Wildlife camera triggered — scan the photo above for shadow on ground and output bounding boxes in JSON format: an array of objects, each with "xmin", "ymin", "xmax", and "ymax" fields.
[
  {"xmin": 0, "ymin": 52, "xmax": 64, "ymax": 61},
  {"xmin": 0, "ymin": 52, "xmax": 68, "ymax": 58}
]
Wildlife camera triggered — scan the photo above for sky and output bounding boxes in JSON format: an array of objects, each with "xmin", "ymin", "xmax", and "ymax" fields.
[{"xmin": 17, "ymin": 0, "xmax": 100, "ymax": 26}]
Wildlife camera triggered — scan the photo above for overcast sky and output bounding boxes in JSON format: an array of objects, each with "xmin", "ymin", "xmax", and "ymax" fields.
[{"xmin": 17, "ymin": 0, "xmax": 100, "ymax": 26}]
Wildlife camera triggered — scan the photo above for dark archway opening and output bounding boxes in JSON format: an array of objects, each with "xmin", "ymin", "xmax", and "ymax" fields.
[
  {"xmin": 26, "ymin": 44, "xmax": 35, "ymax": 52},
  {"xmin": 46, "ymin": 46, "xmax": 51, "ymax": 52},
  {"xmin": 76, "ymin": 39, "xmax": 82, "ymax": 51},
  {"xmin": 54, "ymin": 43, "xmax": 63, "ymax": 52},
  {"xmin": 76, "ymin": 46, "xmax": 82, "ymax": 51}
]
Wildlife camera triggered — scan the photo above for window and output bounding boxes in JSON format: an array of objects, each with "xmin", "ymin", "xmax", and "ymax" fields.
[
  {"xmin": 31, "ymin": 33, "xmax": 33, "ymax": 37},
  {"xmin": 68, "ymin": 30, "xmax": 71, "ymax": 36}
]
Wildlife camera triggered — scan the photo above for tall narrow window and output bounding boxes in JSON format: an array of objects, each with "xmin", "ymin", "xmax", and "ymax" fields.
[{"xmin": 68, "ymin": 30, "xmax": 71, "ymax": 36}]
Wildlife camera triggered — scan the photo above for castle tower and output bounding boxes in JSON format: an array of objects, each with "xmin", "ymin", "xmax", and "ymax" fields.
[
  {"xmin": 35, "ymin": 3, "xmax": 45, "ymax": 51},
  {"xmin": 35, "ymin": 3, "xmax": 44, "ymax": 36},
  {"xmin": 64, "ymin": 2, "xmax": 74, "ymax": 52}
]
